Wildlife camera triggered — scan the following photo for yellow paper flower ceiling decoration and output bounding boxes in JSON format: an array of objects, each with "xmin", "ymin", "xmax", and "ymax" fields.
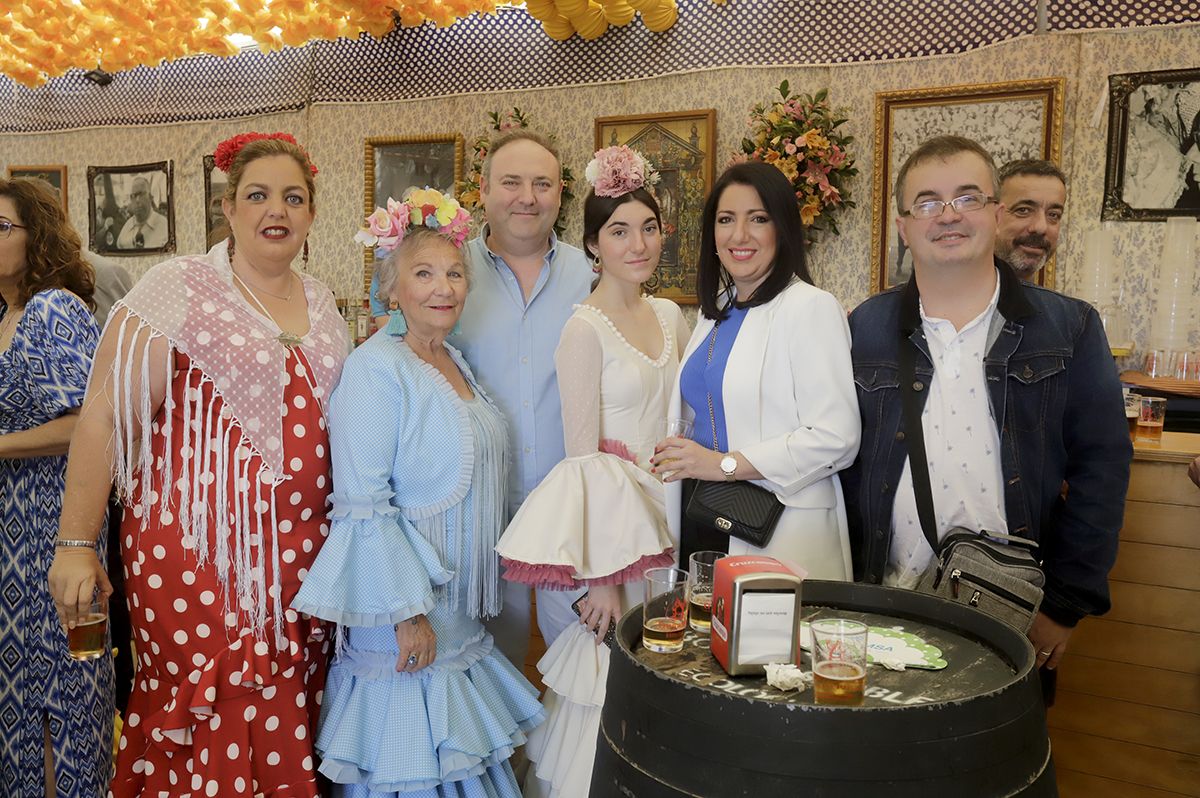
[
  {"xmin": 524, "ymin": 0, "xmax": 678, "ymax": 41},
  {"xmin": 0, "ymin": 0, "xmax": 505, "ymax": 87},
  {"xmin": 0, "ymin": 0, "xmax": 688, "ymax": 87}
]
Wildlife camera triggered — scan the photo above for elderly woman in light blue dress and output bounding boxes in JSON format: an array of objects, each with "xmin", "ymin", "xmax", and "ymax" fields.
[{"xmin": 293, "ymin": 188, "xmax": 543, "ymax": 797}]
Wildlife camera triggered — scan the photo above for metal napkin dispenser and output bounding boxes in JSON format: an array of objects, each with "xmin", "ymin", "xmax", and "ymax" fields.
[{"xmin": 709, "ymin": 556, "xmax": 803, "ymax": 677}]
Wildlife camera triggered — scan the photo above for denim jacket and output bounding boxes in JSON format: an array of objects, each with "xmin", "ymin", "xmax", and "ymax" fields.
[{"xmin": 841, "ymin": 260, "xmax": 1131, "ymax": 626}]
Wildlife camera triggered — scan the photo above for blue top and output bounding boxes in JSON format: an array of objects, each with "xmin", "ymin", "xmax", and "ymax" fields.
[
  {"xmin": 679, "ymin": 304, "xmax": 749, "ymax": 453},
  {"xmin": 370, "ymin": 230, "xmax": 590, "ymax": 514}
]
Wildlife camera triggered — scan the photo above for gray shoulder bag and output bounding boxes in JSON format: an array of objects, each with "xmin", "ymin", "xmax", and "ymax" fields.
[{"xmin": 899, "ymin": 331, "xmax": 1045, "ymax": 632}]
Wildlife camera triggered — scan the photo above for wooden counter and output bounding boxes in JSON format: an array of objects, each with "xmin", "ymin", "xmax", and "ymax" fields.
[{"xmin": 1049, "ymin": 432, "xmax": 1200, "ymax": 797}]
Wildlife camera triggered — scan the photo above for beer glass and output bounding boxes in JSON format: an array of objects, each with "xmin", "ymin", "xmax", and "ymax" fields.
[
  {"xmin": 643, "ymin": 567, "xmax": 690, "ymax": 653},
  {"xmin": 687, "ymin": 551, "xmax": 725, "ymax": 633},
  {"xmin": 810, "ymin": 618, "xmax": 867, "ymax": 706},
  {"xmin": 67, "ymin": 599, "xmax": 108, "ymax": 661},
  {"xmin": 1135, "ymin": 396, "xmax": 1167, "ymax": 444}
]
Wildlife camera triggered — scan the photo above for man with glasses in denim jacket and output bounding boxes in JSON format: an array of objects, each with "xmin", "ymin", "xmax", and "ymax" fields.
[{"xmin": 842, "ymin": 136, "xmax": 1131, "ymax": 693}]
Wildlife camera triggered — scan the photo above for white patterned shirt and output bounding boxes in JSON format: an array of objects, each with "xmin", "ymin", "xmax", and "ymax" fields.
[{"xmin": 886, "ymin": 273, "xmax": 1006, "ymax": 588}]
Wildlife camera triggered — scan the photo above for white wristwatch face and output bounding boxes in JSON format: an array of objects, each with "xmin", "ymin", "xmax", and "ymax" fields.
[{"xmin": 720, "ymin": 455, "xmax": 737, "ymax": 478}]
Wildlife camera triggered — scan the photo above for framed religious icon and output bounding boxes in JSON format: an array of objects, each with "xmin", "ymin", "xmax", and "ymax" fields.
[
  {"xmin": 362, "ymin": 134, "xmax": 464, "ymax": 295},
  {"xmin": 87, "ymin": 161, "xmax": 175, "ymax": 256},
  {"xmin": 872, "ymin": 78, "xmax": 1064, "ymax": 292},
  {"xmin": 595, "ymin": 109, "xmax": 717, "ymax": 304},
  {"xmin": 1102, "ymin": 67, "xmax": 1200, "ymax": 221},
  {"xmin": 203, "ymin": 155, "xmax": 231, "ymax": 249},
  {"xmin": 7, "ymin": 165, "xmax": 68, "ymax": 212}
]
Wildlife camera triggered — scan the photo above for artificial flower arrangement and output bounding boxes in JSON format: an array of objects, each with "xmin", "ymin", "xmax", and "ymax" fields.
[
  {"xmin": 213, "ymin": 131, "xmax": 318, "ymax": 175},
  {"xmin": 355, "ymin": 187, "xmax": 471, "ymax": 253},
  {"xmin": 737, "ymin": 81, "xmax": 858, "ymax": 241},
  {"xmin": 456, "ymin": 107, "xmax": 575, "ymax": 236},
  {"xmin": 585, "ymin": 145, "xmax": 660, "ymax": 197}
]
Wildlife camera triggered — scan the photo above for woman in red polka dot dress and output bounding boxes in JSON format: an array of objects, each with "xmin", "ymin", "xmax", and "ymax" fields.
[{"xmin": 50, "ymin": 134, "xmax": 349, "ymax": 797}]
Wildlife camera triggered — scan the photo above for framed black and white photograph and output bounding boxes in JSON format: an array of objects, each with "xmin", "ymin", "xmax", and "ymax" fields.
[
  {"xmin": 362, "ymin": 134, "xmax": 464, "ymax": 292},
  {"xmin": 87, "ymin": 161, "xmax": 175, "ymax": 256},
  {"xmin": 1103, "ymin": 67, "xmax": 1200, "ymax": 221},
  {"xmin": 203, "ymin": 155, "xmax": 230, "ymax": 249},
  {"xmin": 872, "ymin": 78, "xmax": 1065, "ymax": 292}
]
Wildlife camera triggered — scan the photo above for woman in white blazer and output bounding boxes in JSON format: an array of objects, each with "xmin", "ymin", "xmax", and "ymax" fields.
[{"xmin": 651, "ymin": 162, "xmax": 860, "ymax": 580}]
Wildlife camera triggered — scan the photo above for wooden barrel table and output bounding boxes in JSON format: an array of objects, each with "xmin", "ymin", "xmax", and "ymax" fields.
[{"xmin": 591, "ymin": 580, "xmax": 1055, "ymax": 797}]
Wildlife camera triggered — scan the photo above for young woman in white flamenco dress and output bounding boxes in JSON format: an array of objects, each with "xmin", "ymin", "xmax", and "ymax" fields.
[{"xmin": 495, "ymin": 147, "xmax": 689, "ymax": 797}]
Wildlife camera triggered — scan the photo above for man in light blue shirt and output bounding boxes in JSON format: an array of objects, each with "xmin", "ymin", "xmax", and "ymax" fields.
[{"xmin": 455, "ymin": 131, "xmax": 591, "ymax": 666}]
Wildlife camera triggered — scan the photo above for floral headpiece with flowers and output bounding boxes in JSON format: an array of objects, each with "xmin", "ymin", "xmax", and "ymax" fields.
[
  {"xmin": 213, "ymin": 132, "xmax": 319, "ymax": 176},
  {"xmin": 354, "ymin": 187, "xmax": 472, "ymax": 254},
  {"xmin": 584, "ymin": 145, "xmax": 660, "ymax": 198}
]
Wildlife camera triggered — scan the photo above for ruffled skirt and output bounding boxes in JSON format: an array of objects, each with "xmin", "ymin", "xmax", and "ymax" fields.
[
  {"xmin": 496, "ymin": 452, "xmax": 674, "ymax": 588},
  {"xmin": 317, "ymin": 630, "xmax": 544, "ymax": 796}
]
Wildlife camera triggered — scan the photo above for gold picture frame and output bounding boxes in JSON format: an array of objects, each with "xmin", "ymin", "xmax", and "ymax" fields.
[
  {"xmin": 595, "ymin": 109, "xmax": 717, "ymax": 305},
  {"xmin": 362, "ymin": 134, "xmax": 465, "ymax": 297},
  {"xmin": 872, "ymin": 78, "xmax": 1065, "ymax": 292},
  {"xmin": 7, "ymin": 164, "xmax": 68, "ymax": 213}
]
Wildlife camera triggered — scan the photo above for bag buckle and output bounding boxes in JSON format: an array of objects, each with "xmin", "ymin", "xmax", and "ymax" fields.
[{"xmin": 716, "ymin": 517, "xmax": 732, "ymax": 531}]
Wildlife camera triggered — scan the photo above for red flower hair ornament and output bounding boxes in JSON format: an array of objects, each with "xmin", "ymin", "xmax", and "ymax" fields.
[{"xmin": 213, "ymin": 132, "xmax": 318, "ymax": 176}]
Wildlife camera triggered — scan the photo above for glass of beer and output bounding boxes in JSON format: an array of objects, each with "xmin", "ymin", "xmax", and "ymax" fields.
[
  {"xmin": 687, "ymin": 551, "xmax": 725, "ymax": 633},
  {"xmin": 643, "ymin": 567, "xmax": 690, "ymax": 653},
  {"xmin": 67, "ymin": 599, "xmax": 108, "ymax": 662},
  {"xmin": 810, "ymin": 618, "xmax": 868, "ymax": 706},
  {"xmin": 1135, "ymin": 396, "xmax": 1167, "ymax": 444},
  {"xmin": 655, "ymin": 418, "xmax": 694, "ymax": 480}
]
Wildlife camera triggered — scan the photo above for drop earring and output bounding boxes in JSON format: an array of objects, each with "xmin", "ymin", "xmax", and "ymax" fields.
[
  {"xmin": 302, "ymin": 239, "xmax": 310, "ymax": 268},
  {"xmin": 385, "ymin": 302, "xmax": 407, "ymax": 336},
  {"xmin": 591, "ymin": 254, "xmax": 602, "ymax": 274}
]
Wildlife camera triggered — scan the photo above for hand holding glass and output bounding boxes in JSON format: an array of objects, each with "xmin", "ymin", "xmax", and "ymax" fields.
[
  {"xmin": 67, "ymin": 599, "xmax": 108, "ymax": 661},
  {"xmin": 655, "ymin": 418, "xmax": 694, "ymax": 480}
]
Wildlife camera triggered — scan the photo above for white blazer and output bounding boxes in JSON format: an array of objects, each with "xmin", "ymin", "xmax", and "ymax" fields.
[{"xmin": 666, "ymin": 279, "xmax": 861, "ymax": 580}]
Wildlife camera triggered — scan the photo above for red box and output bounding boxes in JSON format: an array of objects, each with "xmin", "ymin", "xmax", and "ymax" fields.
[{"xmin": 710, "ymin": 555, "xmax": 803, "ymax": 676}]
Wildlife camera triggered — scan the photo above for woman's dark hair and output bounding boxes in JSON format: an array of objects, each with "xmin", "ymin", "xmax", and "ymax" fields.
[
  {"xmin": 696, "ymin": 161, "xmax": 812, "ymax": 320},
  {"xmin": 0, "ymin": 178, "xmax": 95, "ymax": 309},
  {"xmin": 583, "ymin": 186, "xmax": 662, "ymax": 258}
]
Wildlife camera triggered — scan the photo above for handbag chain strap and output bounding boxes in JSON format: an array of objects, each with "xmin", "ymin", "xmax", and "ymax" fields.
[{"xmin": 704, "ymin": 321, "xmax": 721, "ymax": 452}]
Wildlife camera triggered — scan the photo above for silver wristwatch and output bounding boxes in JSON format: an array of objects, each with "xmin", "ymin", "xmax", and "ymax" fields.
[{"xmin": 720, "ymin": 454, "xmax": 738, "ymax": 481}]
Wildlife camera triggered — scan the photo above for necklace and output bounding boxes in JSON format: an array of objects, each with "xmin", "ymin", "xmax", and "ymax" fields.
[
  {"xmin": 232, "ymin": 269, "xmax": 294, "ymax": 301},
  {"xmin": 232, "ymin": 271, "xmax": 303, "ymax": 347}
]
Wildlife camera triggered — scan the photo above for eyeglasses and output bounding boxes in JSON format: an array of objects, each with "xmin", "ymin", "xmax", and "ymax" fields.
[
  {"xmin": 0, "ymin": 220, "xmax": 28, "ymax": 238},
  {"xmin": 901, "ymin": 193, "xmax": 997, "ymax": 220}
]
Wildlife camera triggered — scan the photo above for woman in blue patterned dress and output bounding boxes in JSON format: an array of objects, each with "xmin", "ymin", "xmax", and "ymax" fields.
[
  {"xmin": 293, "ymin": 189, "xmax": 543, "ymax": 797},
  {"xmin": 0, "ymin": 178, "xmax": 113, "ymax": 797}
]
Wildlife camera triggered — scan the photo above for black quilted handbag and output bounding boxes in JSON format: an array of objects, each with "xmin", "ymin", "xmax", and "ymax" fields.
[
  {"xmin": 685, "ymin": 479, "xmax": 785, "ymax": 548},
  {"xmin": 683, "ymin": 317, "xmax": 785, "ymax": 548}
]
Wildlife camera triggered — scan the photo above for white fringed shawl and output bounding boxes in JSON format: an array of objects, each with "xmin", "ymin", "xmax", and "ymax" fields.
[{"xmin": 102, "ymin": 241, "xmax": 349, "ymax": 642}]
